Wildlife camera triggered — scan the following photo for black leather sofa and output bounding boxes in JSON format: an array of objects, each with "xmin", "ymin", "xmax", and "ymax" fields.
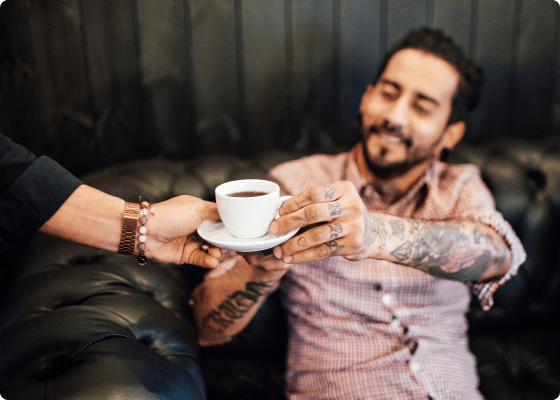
[{"xmin": 1, "ymin": 139, "xmax": 560, "ymax": 400}]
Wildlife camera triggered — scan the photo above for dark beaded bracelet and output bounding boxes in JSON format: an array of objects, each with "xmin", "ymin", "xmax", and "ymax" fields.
[{"xmin": 138, "ymin": 254, "xmax": 147, "ymax": 265}]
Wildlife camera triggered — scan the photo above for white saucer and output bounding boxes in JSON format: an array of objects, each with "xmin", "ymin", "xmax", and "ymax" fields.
[{"xmin": 197, "ymin": 220, "xmax": 299, "ymax": 252}]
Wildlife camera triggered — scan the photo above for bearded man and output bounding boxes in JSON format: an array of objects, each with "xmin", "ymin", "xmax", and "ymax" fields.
[{"xmin": 190, "ymin": 27, "xmax": 526, "ymax": 400}]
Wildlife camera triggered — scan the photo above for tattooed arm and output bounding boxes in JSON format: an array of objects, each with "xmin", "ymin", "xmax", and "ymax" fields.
[
  {"xmin": 189, "ymin": 251, "xmax": 290, "ymax": 346},
  {"xmin": 361, "ymin": 214, "xmax": 509, "ymax": 282},
  {"xmin": 270, "ymin": 181, "xmax": 511, "ymax": 282}
]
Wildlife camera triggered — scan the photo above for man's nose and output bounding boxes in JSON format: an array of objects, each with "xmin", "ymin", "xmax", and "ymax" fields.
[{"xmin": 385, "ymin": 97, "xmax": 408, "ymax": 128}]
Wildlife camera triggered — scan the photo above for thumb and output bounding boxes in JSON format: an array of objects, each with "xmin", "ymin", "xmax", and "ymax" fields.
[{"xmin": 201, "ymin": 201, "xmax": 220, "ymax": 221}]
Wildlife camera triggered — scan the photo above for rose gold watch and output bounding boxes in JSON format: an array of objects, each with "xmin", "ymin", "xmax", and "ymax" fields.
[{"xmin": 118, "ymin": 202, "xmax": 140, "ymax": 255}]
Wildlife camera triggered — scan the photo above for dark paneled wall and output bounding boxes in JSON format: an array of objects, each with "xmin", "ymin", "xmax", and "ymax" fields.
[{"xmin": 1, "ymin": 0, "xmax": 559, "ymax": 175}]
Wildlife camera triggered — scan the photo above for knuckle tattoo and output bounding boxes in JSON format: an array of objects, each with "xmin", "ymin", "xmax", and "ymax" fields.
[
  {"xmin": 329, "ymin": 224, "xmax": 343, "ymax": 239},
  {"xmin": 325, "ymin": 184, "xmax": 338, "ymax": 200},
  {"xmin": 328, "ymin": 202, "xmax": 342, "ymax": 217},
  {"xmin": 326, "ymin": 241, "xmax": 345, "ymax": 256}
]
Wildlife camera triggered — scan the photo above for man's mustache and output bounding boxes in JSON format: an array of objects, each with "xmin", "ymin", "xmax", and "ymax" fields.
[{"xmin": 366, "ymin": 120, "xmax": 412, "ymax": 147}]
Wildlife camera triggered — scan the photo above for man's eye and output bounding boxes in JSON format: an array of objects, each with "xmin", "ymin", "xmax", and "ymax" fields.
[
  {"xmin": 414, "ymin": 103, "xmax": 432, "ymax": 115},
  {"xmin": 381, "ymin": 91, "xmax": 397, "ymax": 100}
]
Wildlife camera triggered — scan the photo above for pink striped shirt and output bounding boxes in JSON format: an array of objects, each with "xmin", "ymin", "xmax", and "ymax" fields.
[{"xmin": 267, "ymin": 149, "xmax": 525, "ymax": 400}]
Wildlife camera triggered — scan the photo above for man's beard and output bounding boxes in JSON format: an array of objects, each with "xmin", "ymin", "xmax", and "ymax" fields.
[
  {"xmin": 361, "ymin": 125, "xmax": 439, "ymax": 179},
  {"xmin": 362, "ymin": 142, "xmax": 430, "ymax": 179}
]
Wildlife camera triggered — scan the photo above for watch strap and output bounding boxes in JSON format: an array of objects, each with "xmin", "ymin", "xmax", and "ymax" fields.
[{"xmin": 118, "ymin": 202, "xmax": 140, "ymax": 255}]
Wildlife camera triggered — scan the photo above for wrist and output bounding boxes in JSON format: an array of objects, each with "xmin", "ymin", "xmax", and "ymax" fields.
[
  {"xmin": 136, "ymin": 200, "xmax": 157, "ymax": 264},
  {"xmin": 118, "ymin": 198, "xmax": 157, "ymax": 265},
  {"xmin": 117, "ymin": 202, "xmax": 141, "ymax": 256}
]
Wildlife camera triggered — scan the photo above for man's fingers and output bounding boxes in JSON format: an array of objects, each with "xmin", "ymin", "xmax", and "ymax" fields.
[
  {"xmin": 282, "ymin": 240, "xmax": 347, "ymax": 264},
  {"xmin": 277, "ymin": 223, "xmax": 346, "ymax": 257},
  {"xmin": 279, "ymin": 184, "xmax": 343, "ymax": 215},
  {"xmin": 271, "ymin": 202, "xmax": 345, "ymax": 235}
]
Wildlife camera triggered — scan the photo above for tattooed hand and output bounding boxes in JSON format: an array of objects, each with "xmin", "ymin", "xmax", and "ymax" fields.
[{"xmin": 270, "ymin": 181, "xmax": 380, "ymax": 263}]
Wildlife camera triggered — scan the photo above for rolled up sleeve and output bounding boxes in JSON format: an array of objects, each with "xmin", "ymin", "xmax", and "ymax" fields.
[{"xmin": 453, "ymin": 166, "xmax": 527, "ymax": 311}]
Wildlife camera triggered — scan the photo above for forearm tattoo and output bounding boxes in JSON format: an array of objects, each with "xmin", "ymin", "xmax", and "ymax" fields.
[
  {"xmin": 203, "ymin": 281, "xmax": 273, "ymax": 331},
  {"xmin": 364, "ymin": 214, "xmax": 508, "ymax": 282},
  {"xmin": 363, "ymin": 211, "xmax": 388, "ymax": 247}
]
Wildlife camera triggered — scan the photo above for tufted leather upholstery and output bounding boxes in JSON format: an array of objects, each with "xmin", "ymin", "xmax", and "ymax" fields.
[
  {"xmin": 1, "ymin": 141, "xmax": 560, "ymax": 399},
  {"xmin": 0, "ymin": 236, "xmax": 207, "ymax": 399},
  {"xmin": 0, "ymin": 153, "xmax": 296, "ymax": 400},
  {"xmin": 453, "ymin": 140, "xmax": 560, "ymax": 333},
  {"xmin": 453, "ymin": 140, "xmax": 560, "ymax": 400}
]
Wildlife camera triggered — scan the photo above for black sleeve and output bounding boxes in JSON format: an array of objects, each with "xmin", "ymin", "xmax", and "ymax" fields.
[
  {"xmin": 0, "ymin": 134, "xmax": 83, "ymax": 252},
  {"xmin": 0, "ymin": 133, "xmax": 36, "ymax": 192}
]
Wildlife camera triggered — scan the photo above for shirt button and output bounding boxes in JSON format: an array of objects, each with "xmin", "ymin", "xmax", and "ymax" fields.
[
  {"xmin": 410, "ymin": 361, "xmax": 421, "ymax": 374},
  {"xmin": 382, "ymin": 294, "xmax": 392, "ymax": 306}
]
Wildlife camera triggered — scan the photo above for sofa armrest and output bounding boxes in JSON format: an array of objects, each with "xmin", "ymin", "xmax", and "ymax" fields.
[{"xmin": 0, "ymin": 231, "xmax": 205, "ymax": 399}]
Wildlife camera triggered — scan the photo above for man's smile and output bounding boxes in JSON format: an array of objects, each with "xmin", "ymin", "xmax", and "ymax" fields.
[{"xmin": 367, "ymin": 122, "xmax": 412, "ymax": 147}]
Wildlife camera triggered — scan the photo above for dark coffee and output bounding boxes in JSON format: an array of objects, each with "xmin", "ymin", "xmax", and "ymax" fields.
[{"xmin": 227, "ymin": 191, "xmax": 269, "ymax": 198}]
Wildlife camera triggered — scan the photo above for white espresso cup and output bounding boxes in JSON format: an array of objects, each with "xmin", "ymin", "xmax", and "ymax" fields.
[{"xmin": 215, "ymin": 179, "xmax": 291, "ymax": 239}]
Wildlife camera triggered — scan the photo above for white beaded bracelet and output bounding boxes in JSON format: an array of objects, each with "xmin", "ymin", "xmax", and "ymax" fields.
[{"xmin": 138, "ymin": 197, "xmax": 154, "ymax": 265}]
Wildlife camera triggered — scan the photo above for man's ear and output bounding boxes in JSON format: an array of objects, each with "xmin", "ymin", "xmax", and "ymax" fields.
[{"xmin": 441, "ymin": 120, "xmax": 465, "ymax": 150}]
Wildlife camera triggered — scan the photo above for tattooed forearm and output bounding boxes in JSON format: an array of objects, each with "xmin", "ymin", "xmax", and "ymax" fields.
[
  {"xmin": 390, "ymin": 218, "xmax": 406, "ymax": 240},
  {"xmin": 388, "ymin": 220, "xmax": 509, "ymax": 282},
  {"xmin": 363, "ymin": 212, "xmax": 389, "ymax": 247},
  {"xmin": 203, "ymin": 281, "xmax": 273, "ymax": 330}
]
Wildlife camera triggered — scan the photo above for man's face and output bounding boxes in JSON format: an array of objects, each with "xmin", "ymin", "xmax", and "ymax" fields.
[{"xmin": 359, "ymin": 48, "xmax": 461, "ymax": 178}]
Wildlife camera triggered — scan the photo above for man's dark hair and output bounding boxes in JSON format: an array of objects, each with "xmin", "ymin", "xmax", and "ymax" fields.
[{"xmin": 373, "ymin": 27, "xmax": 484, "ymax": 125}]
